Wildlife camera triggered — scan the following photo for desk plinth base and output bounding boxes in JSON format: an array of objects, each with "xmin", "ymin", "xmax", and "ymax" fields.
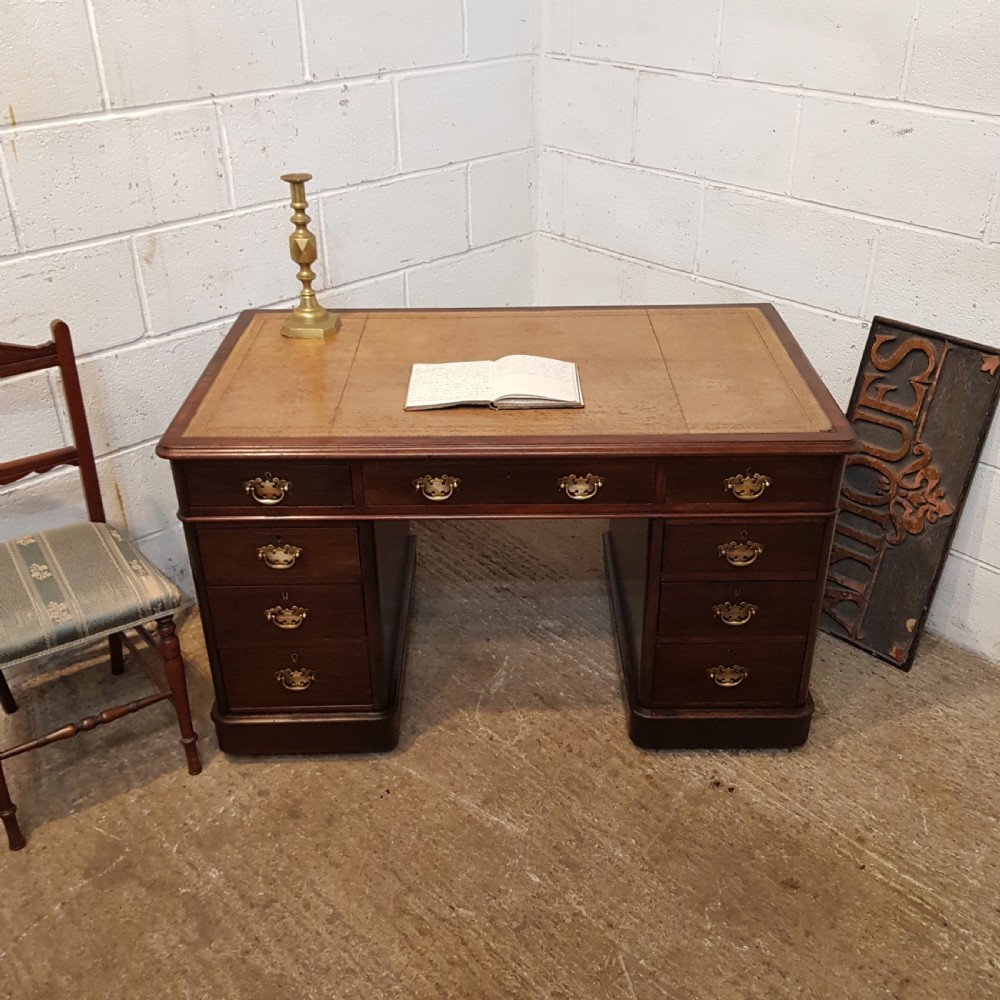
[
  {"xmin": 603, "ymin": 532, "xmax": 814, "ymax": 750},
  {"xmin": 619, "ymin": 679, "xmax": 814, "ymax": 751},
  {"xmin": 212, "ymin": 534, "xmax": 414, "ymax": 756},
  {"xmin": 211, "ymin": 697, "xmax": 404, "ymax": 755}
]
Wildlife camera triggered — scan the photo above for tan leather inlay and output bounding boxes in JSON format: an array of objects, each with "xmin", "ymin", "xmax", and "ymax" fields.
[
  {"xmin": 184, "ymin": 312, "xmax": 366, "ymax": 438},
  {"xmin": 331, "ymin": 309, "xmax": 684, "ymax": 439},
  {"xmin": 181, "ymin": 306, "xmax": 833, "ymax": 442},
  {"xmin": 647, "ymin": 307, "xmax": 831, "ymax": 434}
]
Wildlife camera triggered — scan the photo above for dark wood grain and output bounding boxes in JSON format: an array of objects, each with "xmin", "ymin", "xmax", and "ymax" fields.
[
  {"xmin": 663, "ymin": 455, "xmax": 842, "ymax": 510},
  {"xmin": 205, "ymin": 583, "xmax": 367, "ymax": 646},
  {"xmin": 217, "ymin": 642, "xmax": 373, "ymax": 711},
  {"xmin": 181, "ymin": 460, "xmax": 353, "ymax": 513},
  {"xmin": 195, "ymin": 523, "xmax": 361, "ymax": 584},
  {"xmin": 605, "ymin": 533, "xmax": 814, "ymax": 749},
  {"xmin": 651, "ymin": 640, "xmax": 807, "ymax": 708},
  {"xmin": 661, "ymin": 518, "xmax": 829, "ymax": 581},
  {"xmin": 658, "ymin": 580, "xmax": 816, "ymax": 639},
  {"xmin": 362, "ymin": 458, "xmax": 656, "ymax": 508}
]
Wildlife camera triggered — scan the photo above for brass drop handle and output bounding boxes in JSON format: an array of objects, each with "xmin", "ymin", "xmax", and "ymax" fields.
[
  {"xmin": 244, "ymin": 472, "xmax": 292, "ymax": 505},
  {"xmin": 558, "ymin": 473, "xmax": 604, "ymax": 500},
  {"xmin": 718, "ymin": 531, "xmax": 764, "ymax": 567},
  {"xmin": 709, "ymin": 664, "xmax": 749, "ymax": 688},
  {"xmin": 257, "ymin": 543, "xmax": 303, "ymax": 570},
  {"xmin": 265, "ymin": 605, "xmax": 308, "ymax": 629},
  {"xmin": 276, "ymin": 666, "xmax": 317, "ymax": 691},
  {"xmin": 724, "ymin": 472, "xmax": 771, "ymax": 501},
  {"xmin": 712, "ymin": 601, "xmax": 758, "ymax": 626},
  {"xmin": 413, "ymin": 474, "xmax": 461, "ymax": 501}
]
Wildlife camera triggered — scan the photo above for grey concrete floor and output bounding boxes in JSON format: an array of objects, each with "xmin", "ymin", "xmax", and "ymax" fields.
[{"xmin": 1, "ymin": 519, "xmax": 998, "ymax": 999}]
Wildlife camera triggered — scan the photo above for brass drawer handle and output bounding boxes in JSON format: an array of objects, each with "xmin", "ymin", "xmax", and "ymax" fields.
[
  {"xmin": 275, "ymin": 666, "xmax": 317, "ymax": 691},
  {"xmin": 724, "ymin": 472, "xmax": 771, "ymax": 501},
  {"xmin": 257, "ymin": 543, "xmax": 302, "ymax": 570},
  {"xmin": 265, "ymin": 605, "xmax": 308, "ymax": 629},
  {"xmin": 712, "ymin": 601, "xmax": 758, "ymax": 626},
  {"xmin": 558, "ymin": 473, "xmax": 604, "ymax": 500},
  {"xmin": 244, "ymin": 472, "xmax": 291, "ymax": 505},
  {"xmin": 413, "ymin": 474, "xmax": 461, "ymax": 501},
  {"xmin": 718, "ymin": 532, "xmax": 764, "ymax": 567},
  {"xmin": 709, "ymin": 664, "xmax": 749, "ymax": 688}
]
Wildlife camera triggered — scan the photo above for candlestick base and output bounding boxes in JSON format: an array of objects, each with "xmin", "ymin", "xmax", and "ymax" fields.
[{"xmin": 280, "ymin": 308, "xmax": 342, "ymax": 339}]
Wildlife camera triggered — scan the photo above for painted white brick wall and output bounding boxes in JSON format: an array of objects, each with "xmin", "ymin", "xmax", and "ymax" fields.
[
  {"xmin": 719, "ymin": 0, "xmax": 915, "ymax": 97},
  {"xmin": 635, "ymin": 76, "xmax": 799, "ymax": 194},
  {"xmin": 0, "ymin": 2, "xmax": 537, "ymax": 597},
  {"xmin": 537, "ymin": 2, "xmax": 1000, "ymax": 663},
  {"xmin": 907, "ymin": 0, "xmax": 1000, "ymax": 115},
  {"xmin": 2, "ymin": 1, "xmax": 999, "ymax": 663}
]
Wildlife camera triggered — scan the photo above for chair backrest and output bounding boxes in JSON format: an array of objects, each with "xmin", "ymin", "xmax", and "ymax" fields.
[{"xmin": 0, "ymin": 320, "xmax": 106, "ymax": 523}]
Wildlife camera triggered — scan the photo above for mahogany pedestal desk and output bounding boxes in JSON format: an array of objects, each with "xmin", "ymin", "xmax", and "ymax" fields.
[{"xmin": 157, "ymin": 305, "xmax": 855, "ymax": 753}]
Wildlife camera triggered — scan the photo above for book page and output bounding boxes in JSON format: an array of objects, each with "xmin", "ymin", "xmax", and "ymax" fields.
[
  {"xmin": 404, "ymin": 360, "xmax": 494, "ymax": 409},
  {"xmin": 492, "ymin": 355, "xmax": 581, "ymax": 403}
]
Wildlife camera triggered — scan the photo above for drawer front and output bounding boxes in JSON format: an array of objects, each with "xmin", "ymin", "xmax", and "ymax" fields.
[
  {"xmin": 658, "ymin": 580, "xmax": 817, "ymax": 639},
  {"xmin": 362, "ymin": 459, "xmax": 655, "ymax": 508},
  {"xmin": 196, "ymin": 524, "xmax": 361, "ymax": 585},
  {"xmin": 206, "ymin": 584, "xmax": 366, "ymax": 646},
  {"xmin": 663, "ymin": 456, "xmax": 840, "ymax": 510},
  {"xmin": 218, "ymin": 643, "xmax": 373, "ymax": 711},
  {"xmin": 181, "ymin": 460, "xmax": 352, "ymax": 512},
  {"xmin": 661, "ymin": 520, "xmax": 828, "ymax": 581},
  {"xmin": 652, "ymin": 641, "xmax": 806, "ymax": 708}
]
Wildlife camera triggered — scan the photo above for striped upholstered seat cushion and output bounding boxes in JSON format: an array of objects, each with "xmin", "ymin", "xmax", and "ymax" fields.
[{"xmin": 0, "ymin": 523, "xmax": 181, "ymax": 668}]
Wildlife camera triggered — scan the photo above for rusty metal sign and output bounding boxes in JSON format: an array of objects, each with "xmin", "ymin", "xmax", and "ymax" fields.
[{"xmin": 821, "ymin": 317, "xmax": 1000, "ymax": 670}]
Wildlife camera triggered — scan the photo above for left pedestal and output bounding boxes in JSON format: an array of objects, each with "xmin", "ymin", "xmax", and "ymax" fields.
[{"xmin": 171, "ymin": 458, "xmax": 413, "ymax": 755}]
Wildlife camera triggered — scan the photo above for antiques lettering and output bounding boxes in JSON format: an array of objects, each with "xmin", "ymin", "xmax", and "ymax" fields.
[{"xmin": 824, "ymin": 333, "xmax": 951, "ymax": 637}]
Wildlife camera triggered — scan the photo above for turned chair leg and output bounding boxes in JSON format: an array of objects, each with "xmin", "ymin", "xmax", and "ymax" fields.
[
  {"xmin": 156, "ymin": 618, "xmax": 201, "ymax": 776},
  {"xmin": 108, "ymin": 632, "xmax": 125, "ymax": 675},
  {"xmin": 0, "ymin": 672, "xmax": 17, "ymax": 715},
  {"xmin": 0, "ymin": 759, "xmax": 25, "ymax": 851}
]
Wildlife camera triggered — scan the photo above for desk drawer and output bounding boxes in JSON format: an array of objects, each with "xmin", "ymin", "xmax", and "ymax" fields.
[
  {"xmin": 206, "ymin": 584, "xmax": 366, "ymax": 646},
  {"xmin": 652, "ymin": 641, "xmax": 806, "ymax": 708},
  {"xmin": 196, "ymin": 524, "xmax": 361, "ymax": 584},
  {"xmin": 658, "ymin": 581, "xmax": 816, "ymax": 639},
  {"xmin": 663, "ymin": 456, "xmax": 840, "ymax": 510},
  {"xmin": 218, "ymin": 643, "xmax": 373, "ymax": 711},
  {"xmin": 661, "ymin": 520, "xmax": 828, "ymax": 581},
  {"xmin": 180, "ymin": 460, "xmax": 352, "ymax": 513},
  {"xmin": 363, "ymin": 459, "xmax": 655, "ymax": 508}
]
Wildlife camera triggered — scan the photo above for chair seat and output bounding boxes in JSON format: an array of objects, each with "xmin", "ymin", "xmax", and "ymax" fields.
[{"xmin": 0, "ymin": 523, "xmax": 181, "ymax": 668}]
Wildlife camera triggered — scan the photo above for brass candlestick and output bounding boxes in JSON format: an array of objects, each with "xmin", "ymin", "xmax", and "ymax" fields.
[{"xmin": 279, "ymin": 172, "xmax": 340, "ymax": 339}]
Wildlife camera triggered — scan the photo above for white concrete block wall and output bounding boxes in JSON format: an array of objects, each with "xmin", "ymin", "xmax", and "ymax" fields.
[
  {"xmin": 537, "ymin": 1, "xmax": 1000, "ymax": 662},
  {"xmin": 2, "ymin": 0, "xmax": 999, "ymax": 663},
  {"xmin": 0, "ymin": 1, "xmax": 537, "ymax": 596}
]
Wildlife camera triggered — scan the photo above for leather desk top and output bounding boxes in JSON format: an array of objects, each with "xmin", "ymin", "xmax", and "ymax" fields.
[{"xmin": 158, "ymin": 305, "xmax": 854, "ymax": 459}]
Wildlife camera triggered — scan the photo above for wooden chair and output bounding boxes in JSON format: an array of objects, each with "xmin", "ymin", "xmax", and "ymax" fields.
[{"xmin": 0, "ymin": 320, "xmax": 201, "ymax": 850}]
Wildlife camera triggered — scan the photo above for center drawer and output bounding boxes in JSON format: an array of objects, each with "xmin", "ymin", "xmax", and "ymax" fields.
[
  {"xmin": 206, "ymin": 583, "xmax": 367, "ymax": 646},
  {"xmin": 362, "ymin": 459, "xmax": 656, "ymax": 508},
  {"xmin": 195, "ymin": 524, "xmax": 361, "ymax": 585}
]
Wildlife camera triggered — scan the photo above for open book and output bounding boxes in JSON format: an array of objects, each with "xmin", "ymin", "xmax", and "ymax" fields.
[{"xmin": 404, "ymin": 355, "xmax": 584, "ymax": 410}]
